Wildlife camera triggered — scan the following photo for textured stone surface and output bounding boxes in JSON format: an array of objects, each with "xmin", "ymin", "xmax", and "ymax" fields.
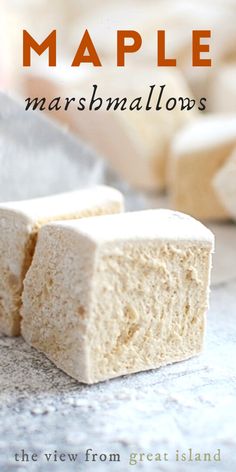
[{"xmin": 0, "ymin": 223, "xmax": 235, "ymax": 472}]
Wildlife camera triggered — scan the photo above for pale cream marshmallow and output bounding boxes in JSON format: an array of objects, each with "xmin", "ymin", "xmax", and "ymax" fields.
[
  {"xmin": 213, "ymin": 148, "xmax": 236, "ymax": 221},
  {"xmin": 209, "ymin": 65, "xmax": 236, "ymax": 114},
  {"xmin": 168, "ymin": 115, "xmax": 236, "ymax": 220},
  {"xmin": 0, "ymin": 186, "xmax": 124, "ymax": 336},
  {"xmin": 21, "ymin": 209, "xmax": 214, "ymax": 384}
]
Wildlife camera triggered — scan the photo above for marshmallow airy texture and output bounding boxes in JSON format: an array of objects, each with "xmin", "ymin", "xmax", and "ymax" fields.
[
  {"xmin": 0, "ymin": 186, "xmax": 124, "ymax": 336},
  {"xmin": 22, "ymin": 210, "xmax": 214, "ymax": 384}
]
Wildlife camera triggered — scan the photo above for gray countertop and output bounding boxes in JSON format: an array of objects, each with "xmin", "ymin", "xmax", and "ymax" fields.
[{"xmin": 0, "ymin": 223, "xmax": 235, "ymax": 472}]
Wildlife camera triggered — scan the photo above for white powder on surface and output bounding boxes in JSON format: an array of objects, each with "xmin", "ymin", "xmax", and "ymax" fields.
[{"xmin": 0, "ymin": 278, "xmax": 235, "ymax": 472}]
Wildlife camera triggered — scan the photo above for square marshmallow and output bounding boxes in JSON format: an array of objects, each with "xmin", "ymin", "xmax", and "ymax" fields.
[{"xmin": 22, "ymin": 210, "xmax": 214, "ymax": 384}]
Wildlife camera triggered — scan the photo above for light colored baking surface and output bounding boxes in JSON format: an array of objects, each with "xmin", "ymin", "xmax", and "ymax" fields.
[{"xmin": 0, "ymin": 221, "xmax": 235, "ymax": 471}]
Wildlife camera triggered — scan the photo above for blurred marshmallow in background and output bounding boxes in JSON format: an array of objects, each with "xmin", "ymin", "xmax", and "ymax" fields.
[
  {"xmin": 8, "ymin": 0, "xmax": 236, "ymax": 98},
  {"xmin": 168, "ymin": 115, "xmax": 236, "ymax": 221},
  {"xmin": 26, "ymin": 67, "xmax": 197, "ymax": 191},
  {"xmin": 209, "ymin": 65, "xmax": 236, "ymax": 113},
  {"xmin": 213, "ymin": 148, "xmax": 236, "ymax": 221},
  {"xmin": 1, "ymin": 0, "xmax": 236, "ymax": 223}
]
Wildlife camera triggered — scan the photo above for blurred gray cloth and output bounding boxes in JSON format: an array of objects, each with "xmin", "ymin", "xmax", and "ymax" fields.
[
  {"xmin": 0, "ymin": 92, "xmax": 149, "ymax": 212},
  {"xmin": 0, "ymin": 92, "xmax": 105, "ymax": 202}
]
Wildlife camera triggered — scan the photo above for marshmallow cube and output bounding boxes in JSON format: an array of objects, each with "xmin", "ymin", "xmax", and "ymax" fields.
[
  {"xmin": 0, "ymin": 186, "xmax": 123, "ymax": 336},
  {"xmin": 168, "ymin": 116, "xmax": 236, "ymax": 220},
  {"xmin": 22, "ymin": 210, "xmax": 214, "ymax": 384}
]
